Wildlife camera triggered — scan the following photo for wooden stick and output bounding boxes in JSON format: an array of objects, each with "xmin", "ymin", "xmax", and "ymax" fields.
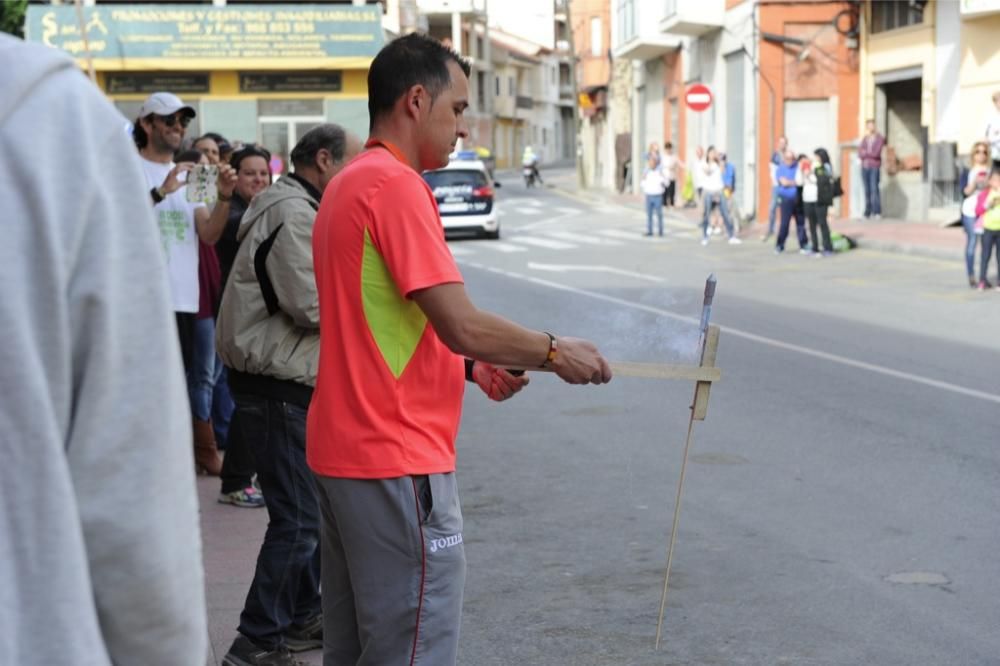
[
  {"xmin": 502, "ymin": 361, "xmax": 720, "ymax": 383},
  {"xmin": 655, "ymin": 404, "xmax": 697, "ymax": 650}
]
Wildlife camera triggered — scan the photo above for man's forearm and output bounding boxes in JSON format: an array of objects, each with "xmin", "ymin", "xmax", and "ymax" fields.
[{"xmin": 444, "ymin": 309, "xmax": 550, "ymax": 368}]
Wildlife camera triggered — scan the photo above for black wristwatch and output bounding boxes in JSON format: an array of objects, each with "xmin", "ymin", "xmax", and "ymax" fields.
[{"xmin": 150, "ymin": 186, "xmax": 165, "ymax": 204}]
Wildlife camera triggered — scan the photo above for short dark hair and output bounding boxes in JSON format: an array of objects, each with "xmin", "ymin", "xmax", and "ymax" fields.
[
  {"xmin": 290, "ymin": 124, "xmax": 348, "ymax": 170},
  {"xmin": 229, "ymin": 144, "xmax": 271, "ymax": 172},
  {"xmin": 664, "ymin": 141, "xmax": 673, "ymax": 150},
  {"xmin": 367, "ymin": 32, "xmax": 471, "ymax": 131}
]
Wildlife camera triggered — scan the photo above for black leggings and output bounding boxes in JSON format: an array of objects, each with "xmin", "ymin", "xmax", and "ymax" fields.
[
  {"xmin": 805, "ymin": 202, "xmax": 832, "ymax": 253},
  {"xmin": 980, "ymin": 229, "xmax": 1000, "ymax": 283}
]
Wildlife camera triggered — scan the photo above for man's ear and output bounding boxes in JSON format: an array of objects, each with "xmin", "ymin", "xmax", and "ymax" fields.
[{"xmin": 404, "ymin": 84, "xmax": 428, "ymax": 119}]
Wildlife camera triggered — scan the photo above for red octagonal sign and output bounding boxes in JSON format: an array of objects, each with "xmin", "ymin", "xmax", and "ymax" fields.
[{"xmin": 686, "ymin": 84, "xmax": 713, "ymax": 112}]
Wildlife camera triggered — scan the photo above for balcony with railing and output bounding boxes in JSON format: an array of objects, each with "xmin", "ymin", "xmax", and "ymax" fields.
[
  {"xmin": 659, "ymin": 0, "xmax": 724, "ymax": 36},
  {"xmin": 613, "ymin": 0, "xmax": 681, "ymax": 60}
]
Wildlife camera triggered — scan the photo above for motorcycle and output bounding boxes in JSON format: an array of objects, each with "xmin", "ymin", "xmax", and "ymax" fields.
[{"xmin": 523, "ymin": 166, "xmax": 536, "ymax": 188}]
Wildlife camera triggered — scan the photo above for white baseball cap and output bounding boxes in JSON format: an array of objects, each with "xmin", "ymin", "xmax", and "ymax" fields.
[{"xmin": 137, "ymin": 91, "xmax": 196, "ymax": 119}]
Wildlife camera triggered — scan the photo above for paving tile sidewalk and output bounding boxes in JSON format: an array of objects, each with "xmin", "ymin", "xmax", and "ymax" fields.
[{"xmin": 528, "ymin": 167, "xmax": 965, "ymax": 262}]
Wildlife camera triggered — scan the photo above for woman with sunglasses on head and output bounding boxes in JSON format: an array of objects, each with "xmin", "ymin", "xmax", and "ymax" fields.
[{"xmin": 960, "ymin": 141, "xmax": 992, "ymax": 287}]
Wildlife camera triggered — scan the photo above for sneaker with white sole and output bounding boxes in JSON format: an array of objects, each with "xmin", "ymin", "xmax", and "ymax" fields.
[
  {"xmin": 218, "ymin": 486, "xmax": 266, "ymax": 508},
  {"xmin": 700, "ymin": 237, "xmax": 709, "ymax": 246},
  {"xmin": 727, "ymin": 237, "xmax": 742, "ymax": 245}
]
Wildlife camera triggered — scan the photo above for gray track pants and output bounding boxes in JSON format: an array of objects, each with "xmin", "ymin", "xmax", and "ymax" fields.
[{"xmin": 314, "ymin": 473, "xmax": 466, "ymax": 666}]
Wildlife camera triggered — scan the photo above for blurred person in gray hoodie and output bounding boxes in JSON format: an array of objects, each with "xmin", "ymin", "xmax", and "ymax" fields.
[{"xmin": 0, "ymin": 35, "xmax": 207, "ymax": 665}]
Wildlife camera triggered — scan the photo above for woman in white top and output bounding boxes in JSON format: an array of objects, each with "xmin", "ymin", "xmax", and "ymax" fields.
[
  {"xmin": 961, "ymin": 140, "xmax": 992, "ymax": 286},
  {"xmin": 700, "ymin": 146, "xmax": 739, "ymax": 245},
  {"xmin": 641, "ymin": 154, "xmax": 667, "ymax": 236},
  {"xmin": 797, "ymin": 147, "xmax": 835, "ymax": 256}
]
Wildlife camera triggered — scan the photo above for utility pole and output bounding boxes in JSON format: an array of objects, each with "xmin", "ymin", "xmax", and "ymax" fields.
[{"xmin": 564, "ymin": 0, "xmax": 585, "ymax": 189}]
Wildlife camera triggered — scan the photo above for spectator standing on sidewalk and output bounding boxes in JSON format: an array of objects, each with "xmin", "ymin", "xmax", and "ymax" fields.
[
  {"xmin": 309, "ymin": 33, "xmax": 612, "ymax": 665},
  {"xmin": 699, "ymin": 146, "xmax": 740, "ymax": 245},
  {"xmin": 661, "ymin": 141, "xmax": 679, "ymax": 207},
  {"xmin": 984, "ymin": 92, "xmax": 1000, "ymax": 169},
  {"xmin": 194, "ymin": 134, "xmax": 221, "ymax": 165},
  {"xmin": 217, "ymin": 124, "xmax": 363, "ymax": 665},
  {"xmin": 775, "ymin": 149, "xmax": 808, "ymax": 254},
  {"xmin": 960, "ymin": 141, "xmax": 991, "ymax": 287},
  {"xmin": 975, "ymin": 169, "xmax": 1000, "ymax": 291},
  {"xmin": 689, "ymin": 145, "xmax": 705, "ymax": 206},
  {"xmin": 641, "ymin": 154, "xmax": 667, "ymax": 236},
  {"xmin": 799, "ymin": 147, "xmax": 835, "ymax": 257},
  {"xmin": 217, "ymin": 144, "xmax": 274, "ymax": 509},
  {"xmin": 762, "ymin": 136, "xmax": 787, "ymax": 241},
  {"xmin": 135, "ymin": 90, "xmax": 237, "ymax": 476},
  {"xmin": 859, "ymin": 119, "xmax": 885, "ymax": 219},
  {"xmin": 0, "ymin": 34, "xmax": 206, "ymax": 665}
]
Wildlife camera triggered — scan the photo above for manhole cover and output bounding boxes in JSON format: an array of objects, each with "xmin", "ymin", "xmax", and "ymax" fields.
[{"xmin": 884, "ymin": 571, "xmax": 950, "ymax": 586}]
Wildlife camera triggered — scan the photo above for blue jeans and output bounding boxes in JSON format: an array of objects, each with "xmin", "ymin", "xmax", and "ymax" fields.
[
  {"xmin": 212, "ymin": 366, "xmax": 234, "ymax": 446},
  {"xmin": 980, "ymin": 229, "xmax": 999, "ymax": 283},
  {"xmin": 776, "ymin": 196, "xmax": 808, "ymax": 251},
  {"xmin": 645, "ymin": 194, "xmax": 664, "ymax": 235},
  {"xmin": 767, "ymin": 186, "xmax": 780, "ymax": 234},
  {"xmin": 701, "ymin": 191, "xmax": 735, "ymax": 238},
  {"xmin": 962, "ymin": 214, "xmax": 980, "ymax": 278},
  {"xmin": 188, "ymin": 317, "xmax": 219, "ymax": 422},
  {"xmin": 235, "ymin": 394, "xmax": 321, "ymax": 649},
  {"xmin": 862, "ymin": 167, "xmax": 881, "ymax": 216}
]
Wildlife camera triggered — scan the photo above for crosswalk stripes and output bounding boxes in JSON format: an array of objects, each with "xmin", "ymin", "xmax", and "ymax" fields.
[
  {"xmin": 596, "ymin": 229, "xmax": 668, "ymax": 242},
  {"xmin": 544, "ymin": 230, "xmax": 625, "ymax": 246},
  {"xmin": 514, "ymin": 206, "xmax": 543, "ymax": 216},
  {"xmin": 556, "ymin": 206, "xmax": 583, "ymax": 216},
  {"xmin": 508, "ymin": 236, "xmax": 577, "ymax": 250}
]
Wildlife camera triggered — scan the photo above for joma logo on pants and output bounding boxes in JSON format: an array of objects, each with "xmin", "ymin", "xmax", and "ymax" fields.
[{"xmin": 429, "ymin": 533, "xmax": 463, "ymax": 553}]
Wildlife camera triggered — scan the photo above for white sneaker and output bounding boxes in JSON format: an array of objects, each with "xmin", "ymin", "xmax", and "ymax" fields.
[
  {"xmin": 700, "ymin": 237, "xmax": 709, "ymax": 246},
  {"xmin": 727, "ymin": 236, "xmax": 742, "ymax": 245}
]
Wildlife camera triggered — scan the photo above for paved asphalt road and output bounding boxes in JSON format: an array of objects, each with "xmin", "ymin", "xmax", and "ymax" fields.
[
  {"xmin": 447, "ymin": 176, "xmax": 1000, "ymax": 665},
  {"xmin": 204, "ymin": 172, "xmax": 1000, "ymax": 665}
]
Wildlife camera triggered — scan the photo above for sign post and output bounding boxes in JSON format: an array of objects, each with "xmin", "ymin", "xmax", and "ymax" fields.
[{"xmin": 685, "ymin": 84, "xmax": 713, "ymax": 113}]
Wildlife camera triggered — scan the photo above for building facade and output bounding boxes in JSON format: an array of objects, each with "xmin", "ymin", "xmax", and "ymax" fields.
[{"xmin": 25, "ymin": 1, "xmax": 386, "ymax": 172}]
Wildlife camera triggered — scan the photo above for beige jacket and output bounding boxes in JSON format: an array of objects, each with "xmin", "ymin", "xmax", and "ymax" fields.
[{"xmin": 216, "ymin": 174, "xmax": 321, "ymax": 387}]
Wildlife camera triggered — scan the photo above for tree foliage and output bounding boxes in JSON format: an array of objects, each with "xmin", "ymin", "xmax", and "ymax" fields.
[{"xmin": 0, "ymin": 0, "xmax": 28, "ymax": 39}]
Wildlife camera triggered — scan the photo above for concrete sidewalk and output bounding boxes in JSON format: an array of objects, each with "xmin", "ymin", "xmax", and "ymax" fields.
[
  {"xmin": 530, "ymin": 167, "xmax": 964, "ymax": 262},
  {"xmin": 200, "ymin": 476, "xmax": 322, "ymax": 666}
]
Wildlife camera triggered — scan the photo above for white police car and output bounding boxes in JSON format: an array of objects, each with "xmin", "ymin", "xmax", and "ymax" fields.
[{"xmin": 422, "ymin": 154, "xmax": 500, "ymax": 239}]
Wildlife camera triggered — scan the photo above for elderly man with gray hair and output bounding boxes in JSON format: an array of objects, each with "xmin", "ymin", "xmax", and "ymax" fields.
[{"xmin": 216, "ymin": 123, "xmax": 363, "ymax": 666}]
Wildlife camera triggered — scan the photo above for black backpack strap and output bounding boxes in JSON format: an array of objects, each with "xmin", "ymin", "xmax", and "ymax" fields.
[{"xmin": 254, "ymin": 223, "xmax": 284, "ymax": 316}]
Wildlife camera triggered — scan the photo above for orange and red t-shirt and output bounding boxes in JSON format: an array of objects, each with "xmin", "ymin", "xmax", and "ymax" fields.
[{"xmin": 307, "ymin": 147, "xmax": 465, "ymax": 479}]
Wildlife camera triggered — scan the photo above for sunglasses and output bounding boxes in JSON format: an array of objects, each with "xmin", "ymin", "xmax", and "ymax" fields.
[{"xmin": 155, "ymin": 113, "xmax": 191, "ymax": 129}]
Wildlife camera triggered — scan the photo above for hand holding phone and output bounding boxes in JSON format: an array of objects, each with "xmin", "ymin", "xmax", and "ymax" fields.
[{"xmin": 186, "ymin": 164, "xmax": 219, "ymax": 203}]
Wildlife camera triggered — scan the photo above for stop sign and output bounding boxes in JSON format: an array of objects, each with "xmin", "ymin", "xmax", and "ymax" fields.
[{"xmin": 685, "ymin": 84, "xmax": 713, "ymax": 112}]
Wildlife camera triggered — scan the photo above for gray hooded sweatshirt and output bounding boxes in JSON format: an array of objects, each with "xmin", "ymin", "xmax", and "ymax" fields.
[{"xmin": 0, "ymin": 35, "xmax": 207, "ymax": 664}]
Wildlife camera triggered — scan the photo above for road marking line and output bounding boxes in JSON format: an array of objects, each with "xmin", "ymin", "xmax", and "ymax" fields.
[
  {"xmin": 597, "ymin": 229, "xmax": 669, "ymax": 243},
  {"xmin": 456, "ymin": 263, "xmax": 1000, "ymax": 405},
  {"xmin": 515, "ymin": 207, "xmax": 542, "ymax": 216},
  {"xmin": 509, "ymin": 236, "xmax": 577, "ymax": 250},
  {"xmin": 527, "ymin": 262, "xmax": 666, "ymax": 282},
  {"xmin": 545, "ymin": 230, "xmax": 625, "ymax": 245},
  {"xmin": 447, "ymin": 245, "xmax": 475, "ymax": 256},
  {"xmin": 556, "ymin": 206, "xmax": 583, "ymax": 215}
]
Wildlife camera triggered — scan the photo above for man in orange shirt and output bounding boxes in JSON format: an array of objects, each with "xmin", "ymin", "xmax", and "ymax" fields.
[{"xmin": 309, "ymin": 33, "xmax": 613, "ymax": 664}]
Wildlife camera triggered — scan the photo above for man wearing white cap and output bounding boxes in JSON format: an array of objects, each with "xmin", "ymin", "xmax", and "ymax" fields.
[{"xmin": 134, "ymin": 91, "xmax": 237, "ymax": 476}]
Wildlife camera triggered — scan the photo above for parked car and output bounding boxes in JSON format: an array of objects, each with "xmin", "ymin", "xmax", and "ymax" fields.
[{"xmin": 422, "ymin": 158, "xmax": 500, "ymax": 239}]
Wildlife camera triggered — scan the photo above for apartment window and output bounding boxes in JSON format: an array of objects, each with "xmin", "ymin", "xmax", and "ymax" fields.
[
  {"xmin": 509, "ymin": 76, "xmax": 514, "ymax": 96},
  {"xmin": 495, "ymin": 75, "xmax": 500, "ymax": 96},
  {"xmin": 590, "ymin": 16, "xmax": 602, "ymax": 57},
  {"xmin": 476, "ymin": 71, "xmax": 486, "ymax": 111},
  {"xmin": 616, "ymin": 0, "xmax": 636, "ymax": 45},
  {"xmin": 871, "ymin": 0, "xmax": 925, "ymax": 34}
]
